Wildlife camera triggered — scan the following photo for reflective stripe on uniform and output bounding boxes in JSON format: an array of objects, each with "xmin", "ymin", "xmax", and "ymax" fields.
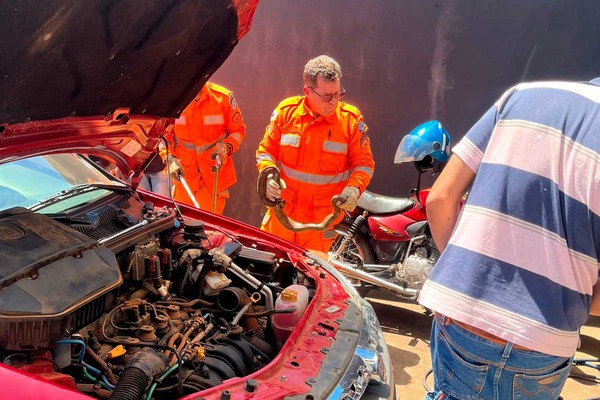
[
  {"xmin": 228, "ymin": 132, "xmax": 243, "ymax": 145},
  {"xmin": 177, "ymin": 134, "xmax": 227, "ymax": 154},
  {"xmin": 257, "ymin": 153, "xmax": 276, "ymax": 164},
  {"xmin": 352, "ymin": 166, "xmax": 374, "ymax": 178},
  {"xmin": 280, "ymin": 164, "xmax": 350, "ymax": 185},
  {"xmin": 281, "ymin": 134, "xmax": 301, "ymax": 147},
  {"xmin": 323, "ymin": 141, "xmax": 348, "ymax": 154}
]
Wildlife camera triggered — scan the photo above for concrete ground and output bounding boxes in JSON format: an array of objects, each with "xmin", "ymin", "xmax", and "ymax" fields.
[{"xmin": 366, "ymin": 289, "xmax": 600, "ymax": 400}]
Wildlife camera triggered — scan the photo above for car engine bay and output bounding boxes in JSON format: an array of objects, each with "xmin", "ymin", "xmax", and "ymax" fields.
[{"xmin": 0, "ymin": 193, "xmax": 316, "ymax": 399}]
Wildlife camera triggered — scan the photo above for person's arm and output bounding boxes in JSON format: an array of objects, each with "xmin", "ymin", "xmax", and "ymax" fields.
[
  {"xmin": 159, "ymin": 115, "xmax": 184, "ymax": 161},
  {"xmin": 346, "ymin": 115, "xmax": 375, "ymax": 194},
  {"xmin": 591, "ymin": 280, "xmax": 600, "ymax": 316},
  {"xmin": 222, "ymin": 92, "xmax": 246, "ymax": 154},
  {"xmin": 256, "ymin": 108, "xmax": 282, "ymax": 174},
  {"xmin": 426, "ymin": 155, "xmax": 475, "ymax": 252}
]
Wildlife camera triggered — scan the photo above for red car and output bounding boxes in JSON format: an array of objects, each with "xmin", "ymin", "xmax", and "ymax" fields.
[{"xmin": 0, "ymin": 1, "xmax": 393, "ymax": 399}]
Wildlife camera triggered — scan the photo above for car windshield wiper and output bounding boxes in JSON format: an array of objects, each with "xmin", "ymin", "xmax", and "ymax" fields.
[{"xmin": 29, "ymin": 183, "xmax": 131, "ymax": 212}]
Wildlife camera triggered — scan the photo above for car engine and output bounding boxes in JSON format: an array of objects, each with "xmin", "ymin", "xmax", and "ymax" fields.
[{"xmin": 0, "ymin": 200, "xmax": 313, "ymax": 399}]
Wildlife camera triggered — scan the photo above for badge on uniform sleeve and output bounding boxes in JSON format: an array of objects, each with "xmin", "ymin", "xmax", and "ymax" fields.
[
  {"xmin": 270, "ymin": 109, "xmax": 278, "ymax": 122},
  {"xmin": 358, "ymin": 121, "xmax": 369, "ymax": 148},
  {"xmin": 229, "ymin": 94, "xmax": 238, "ymax": 112},
  {"xmin": 229, "ymin": 93, "xmax": 242, "ymax": 123},
  {"xmin": 358, "ymin": 121, "xmax": 366, "ymax": 133}
]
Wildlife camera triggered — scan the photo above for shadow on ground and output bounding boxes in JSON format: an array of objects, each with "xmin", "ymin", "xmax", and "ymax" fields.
[
  {"xmin": 366, "ymin": 289, "xmax": 433, "ymax": 388},
  {"xmin": 367, "ymin": 290, "xmax": 432, "ymax": 341}
]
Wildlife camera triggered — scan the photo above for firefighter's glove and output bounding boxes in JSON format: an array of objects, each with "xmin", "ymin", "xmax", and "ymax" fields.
[
  {"xmin": 336, "ymin": 186, "xmax": 360, "ymax": 212},
  {"xmin": 211, "ymin": 142, "xmax": 231, "ymax": 166},
  {"xmin": 166, "ymin": 156, "xmax": 185, "ymax": 182},
  {"xmin": 258, "ymin": 167, "xmax": 286, "ymax": 206},
  {"xmin": 266, "ymin": 173, "xmax": 286, "ymax": 202}
]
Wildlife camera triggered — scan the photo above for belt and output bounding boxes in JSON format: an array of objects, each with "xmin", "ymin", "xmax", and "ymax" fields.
[{"xmin": 437, "ymin": 314, "xmax": 530, "ymax": 351}]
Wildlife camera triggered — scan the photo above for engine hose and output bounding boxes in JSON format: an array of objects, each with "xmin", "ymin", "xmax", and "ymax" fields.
[
  {"xmin": 109, "ymin": 367, "xmax": 148, "ymax": 400},
  {"xmin": 146, "ymin": 364, "xmax": 179, "ymax": 400},
  {"xmin": 81, "ymin": 361, "xmax": 116, "ymax": 389},
  {"xmin": 100, "ymin": 340, "xmax": 184, "ymax": 397},
  {"xmin": 82, "ymin": 366, "xmax": 114, "ymax": 391},
  {"xmin": 231, "ymin": 302, "xmax": 252, "ymax": 325},
  {"xmin": 238, "ymin": 307, "xmax": 296, "ymax": 319},
  {"xmin": 157, "ymin": 298, "xmax": 214, "ymax": 308},
  {"xmin": 86, "ymin": 347, "xmax": 118, "ymax": 385},
  {"xmin": 109, "ymin": 348, "xmax": 168, "ymax": 400},
  {"xmin": 157, "ymin": 326, "xmax": 181, "ymax": 347}
]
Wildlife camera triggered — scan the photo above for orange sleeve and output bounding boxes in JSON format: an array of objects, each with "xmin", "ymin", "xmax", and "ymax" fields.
[
  {"xmin": 159, "ymin": 121, "xmax": 180, "ymax": 161},
  {"xmin": 346, "ymin": 113, "xmax": 375, "ymax": 194},
  {"xmin": 256, "ymin": 108, "xmax": 281, "ymax": 173},
  {"xmin": 222, "ymin": 92, "xmax": 246, "ymax": 153}
]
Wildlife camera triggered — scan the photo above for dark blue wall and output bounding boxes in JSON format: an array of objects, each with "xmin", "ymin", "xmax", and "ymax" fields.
[{"xmin": 213, "ymin": 0, "xmax": 600, "ymax": 226}]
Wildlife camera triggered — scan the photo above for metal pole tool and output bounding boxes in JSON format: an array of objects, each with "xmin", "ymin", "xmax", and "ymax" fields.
[
  {"xmin": 211, "ymin": 154, "xmax": 222, "ymax": 213},
  {"xmin": 179, "ymin": 174, "xmax": 200, "ymax": 209}
]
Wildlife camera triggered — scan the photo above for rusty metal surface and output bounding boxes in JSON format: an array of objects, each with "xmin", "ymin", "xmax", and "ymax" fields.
[{"xmin": 213, "ymin": 0, "xmax": 600, "ymax": 227}]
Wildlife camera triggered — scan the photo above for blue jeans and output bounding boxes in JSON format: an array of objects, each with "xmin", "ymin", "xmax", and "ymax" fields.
[{"xmin": 425, "ymin": 316, "xmax": 572, "ymax": 400}]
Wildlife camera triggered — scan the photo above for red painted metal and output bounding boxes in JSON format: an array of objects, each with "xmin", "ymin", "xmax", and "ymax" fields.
[
  {"xmin": 0, "ymin": 363, "xmax": 90, "ymax": 400},
  {"xmin": 403, "ymin": 189, "xmax": 429, "ymax": 222},
  {"xmin": 234, "ymin": 0, "xmax": 260, "ymax": 39},
  {"xmin": 365, "ymin": 189, "xmax": 430, "ymax": 242},
  {"xmin": 0, "ymin": 115, "xmax": 169, "ymax": 188},
  {"xmin": 368, "ymin": 213, "xmax": 415, "ymax": 241},
  {"xmin": 15, "ymin": 354, "xmax": 77, "ymax": 390}
]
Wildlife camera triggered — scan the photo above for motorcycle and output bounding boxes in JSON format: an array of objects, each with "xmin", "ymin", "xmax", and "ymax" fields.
[{"xmin": 328, "ymin": 120, "xmax": 451, "ymax": 299}]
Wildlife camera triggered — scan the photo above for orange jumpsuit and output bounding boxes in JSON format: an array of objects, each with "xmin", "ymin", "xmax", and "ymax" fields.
[
  {"xmin": 256, "ymin": 96, "xmax": 374, "ymax": 252},
  {"xmin": 166, "ymin": 82, "xmax": 245, "ymax": 214}
]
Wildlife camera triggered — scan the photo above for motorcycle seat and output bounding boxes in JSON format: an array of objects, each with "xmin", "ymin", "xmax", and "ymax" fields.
[{"xmin": 357, "ymin": 190, "xmax": 415, "ymax": 214}]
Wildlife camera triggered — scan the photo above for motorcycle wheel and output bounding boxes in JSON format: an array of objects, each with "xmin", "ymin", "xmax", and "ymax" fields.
[{"xmin": 330, "ymin": 228, "xmax": 377, "ymax": 298}]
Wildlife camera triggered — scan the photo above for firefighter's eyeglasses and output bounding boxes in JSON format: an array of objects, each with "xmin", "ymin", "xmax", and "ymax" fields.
[{"xmin": 308, "ymin": 85, "xmax": 346, "ymax": 103}]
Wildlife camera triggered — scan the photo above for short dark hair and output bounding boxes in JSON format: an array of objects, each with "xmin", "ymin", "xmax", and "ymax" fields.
[{"xmin": 303, "ymin": 55, "xmax": 342, "ymax": 86}]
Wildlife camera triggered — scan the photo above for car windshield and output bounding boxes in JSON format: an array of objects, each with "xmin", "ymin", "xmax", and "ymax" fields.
[{"xmin": 0, "ymin": 154, "xmax": 127, "ymax": 213}]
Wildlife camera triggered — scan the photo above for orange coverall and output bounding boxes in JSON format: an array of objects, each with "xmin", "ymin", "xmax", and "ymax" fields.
[
  {"xmin": 166, "ymin": 82, "xmax": 245, "ymax": 214},
  {"xmin": 256, "ymin": 96, "xmax": 374, "ymax": 252}
]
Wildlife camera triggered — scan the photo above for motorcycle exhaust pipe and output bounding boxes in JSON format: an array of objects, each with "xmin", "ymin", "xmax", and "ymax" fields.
[{"xmin": 329, "ymin": 257, "xmax": 419, "ymax": 299}]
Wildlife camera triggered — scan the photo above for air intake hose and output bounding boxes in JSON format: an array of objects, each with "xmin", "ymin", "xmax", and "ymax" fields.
[{"xmin": 109, "ymin": 348, "xmax": 168, "ymax": 400}]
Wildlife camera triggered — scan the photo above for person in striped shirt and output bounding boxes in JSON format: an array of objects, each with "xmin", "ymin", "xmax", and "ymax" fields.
[{"xmin": 420, "ymin": 78, "xmax": 600, "ymax": 400}]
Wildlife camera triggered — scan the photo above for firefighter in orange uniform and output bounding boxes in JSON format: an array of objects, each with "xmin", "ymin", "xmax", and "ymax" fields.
[
  {"xmin": 165, "ymin": 82, "xmax": 245, "ymax": 214},
  {"xmin": 256, "ymin": 55, "xmax": 375, "ymax": 252}
]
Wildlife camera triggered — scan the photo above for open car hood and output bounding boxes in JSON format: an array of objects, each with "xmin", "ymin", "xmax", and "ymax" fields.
[{"xmin": 0, "ymin": 0, "xmax": 258, "ymax": 184}]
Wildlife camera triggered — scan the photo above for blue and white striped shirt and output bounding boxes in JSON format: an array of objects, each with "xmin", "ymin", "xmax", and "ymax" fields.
[{"xmin": 419, "ymin": 79, "xmax": 600, "ymax": 357}]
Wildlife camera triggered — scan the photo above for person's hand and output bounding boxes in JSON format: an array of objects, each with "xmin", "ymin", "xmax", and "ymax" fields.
[
  {"xmin": 166, "ymin": 157, "xmax": 185, "ymax": 181},
  {"xmin": 266, "ymin": 173, "xmax": 286, "ymax": 202},
  {"xmin": 335, "ymin": 186, "xmax": 360, "ymax": 211},
  {"xmin": 257, "ymin": 167, "xmax": 285, "ymax": 206},
  {"xmin": 211, "ymin": 142, "xmax": 231, "ymax": 166}
]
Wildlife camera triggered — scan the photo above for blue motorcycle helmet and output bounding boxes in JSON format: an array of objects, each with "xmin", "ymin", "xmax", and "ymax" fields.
[{"xmin": 394, "ymin": 120, "xmax": 450, "ymax": 173}]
